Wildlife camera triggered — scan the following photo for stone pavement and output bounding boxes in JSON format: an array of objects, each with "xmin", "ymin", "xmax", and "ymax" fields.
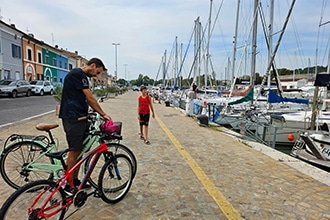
[{"xmin": 0, "ymin": 90, "xmax": 329, "ymax": 219}]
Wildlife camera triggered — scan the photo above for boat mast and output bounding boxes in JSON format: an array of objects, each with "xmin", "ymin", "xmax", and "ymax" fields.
[
  {"xmin": 250, "ymin": 0, "xmax": 258, "ymax": 86},
  {"xmin": 231, "ymin": 0, "xmax": 240, "ymax": 87},
  {"xmin": 267, "ymin": 0, "xmax": 274, "ymax": 88},
  {"xmin": 205, "ymin": 0, "xmax": 213, "ymax": 90},
  {"xmin": 256, "ymin": 0, "xmax": 296, "ymax": 99},
  {"xmin": 311, "ymin": 12, "xmax": 330, "ymax": 129},
  {"xmin": 180, "ymin": 43, "xmax": 183, "ymax": 88},
  {"xmin": 174, "ymin": 36, "xmax": 178, "ymax": 88},
  {"xmin": 227, "ymin": 57, "xmax": 231, "ymax": 87},
  {"xmin": 162, "ymin": 50, "xmax": 166, "ymax": 87},
  {"xmin": 194, "ymin": 17, "xmax": 201, "ymax": 87}
]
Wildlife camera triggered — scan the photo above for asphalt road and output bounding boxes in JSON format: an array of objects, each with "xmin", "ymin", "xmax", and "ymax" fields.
[{"xmin": 0, "ymin": 95, "xmax": 58, "ymax": 128}]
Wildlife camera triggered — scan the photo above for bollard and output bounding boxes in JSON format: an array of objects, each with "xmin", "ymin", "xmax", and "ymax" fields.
[
  {"xmin": 240, "ymin": 121, "xmax": 246, "ymax": 135},
  {"xmin": 197, "ymin": 115, "xmax": 208, "ymax": 126}
]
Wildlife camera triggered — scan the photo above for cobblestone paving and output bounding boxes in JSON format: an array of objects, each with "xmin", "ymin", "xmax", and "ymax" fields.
[{"xmin": 0, "ymin": 90, "xmax": 329, "ymax": 219}]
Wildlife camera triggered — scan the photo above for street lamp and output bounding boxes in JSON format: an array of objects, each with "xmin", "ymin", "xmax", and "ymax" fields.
[
  {"xmin": 124, "ymin": 64, "xmax": 128, "ymax": 80},
  {"xmin": 112, "ymin": 43, "xmax": 120, "ymax": 81}
]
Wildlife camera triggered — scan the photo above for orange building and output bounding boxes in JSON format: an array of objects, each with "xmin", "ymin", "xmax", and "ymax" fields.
[{"xmin": 21, "ymin": 34, "xmax": 44, "ymax": 80}]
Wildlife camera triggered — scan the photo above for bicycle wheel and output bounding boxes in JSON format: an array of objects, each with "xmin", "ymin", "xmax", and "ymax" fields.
[
  {"xmin": 0, "ymin": 141, "xmax": 54, "ymax": 189},
  {"xmin": 84, "ymin": 143, "xmax": 137, "ymax": 188},
  {"xmin": 98, "ymin": 154, "xmax": 133, "ymax": 204},
  {"xmin": 107, "ymin": 143, "xmax": 137, "ymax": 178},
  {"xmin": 0, "ymin": 179, "xmax": 66, "ymax": 220}
]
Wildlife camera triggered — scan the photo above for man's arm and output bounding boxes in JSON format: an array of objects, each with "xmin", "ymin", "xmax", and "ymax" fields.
[{"xmin": 83, "ymin": 88, "xmax": 111, "ymax": 120}]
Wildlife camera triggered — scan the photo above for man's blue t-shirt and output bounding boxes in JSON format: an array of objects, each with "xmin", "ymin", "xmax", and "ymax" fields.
[{"xmin": 59, "ymin": 68, "xmax": 90, "ymax": 119}]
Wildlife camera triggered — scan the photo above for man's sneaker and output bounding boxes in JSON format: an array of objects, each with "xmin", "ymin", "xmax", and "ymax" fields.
[
  {"xmin": 74, "ymin": 179, "xmax": 91, "ymax": 190},
  {"xmin": 63, "ymin": 184, "xmax": 75, "ymax": 196}
]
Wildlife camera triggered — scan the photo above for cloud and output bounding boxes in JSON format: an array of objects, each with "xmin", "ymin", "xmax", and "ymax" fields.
[{"xmin": 1, "ymin": 0, "xmax": 329, "ymax": 81}]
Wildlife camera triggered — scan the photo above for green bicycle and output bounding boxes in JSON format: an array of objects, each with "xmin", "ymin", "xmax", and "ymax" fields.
[{"xmin": 0, "ymin": 112, "xmax": 137, "ymax": 189}]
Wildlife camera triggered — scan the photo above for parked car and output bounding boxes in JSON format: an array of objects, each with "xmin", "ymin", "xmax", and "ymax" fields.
[
  {"xmin": 0, "ymin": 79, "xmax": 32, "ymax": 98},
  {"xmin": 131, "ymin": 86, "xmax": 139, "ymax": 91},
  {"xmin": 30, "ymin": 80, "xmax": 53, "ymax": 96}
]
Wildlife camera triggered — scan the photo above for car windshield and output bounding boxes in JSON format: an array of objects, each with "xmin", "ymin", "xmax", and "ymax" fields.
[
  {"xmin": 30, "ymin": 81, "xmax": 43, "ymax": 85},
  {"xmin": 8, "ymin": 81, "xmax": 17, "ymax": 86},
  {"xmin": 0, "ymin": 80, "xmax": 12, "ymax": 85}
]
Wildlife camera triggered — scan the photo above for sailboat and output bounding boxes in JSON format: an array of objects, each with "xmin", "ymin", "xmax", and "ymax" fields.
[
  {"xmin": 214, "ymin": 0, "xmax": 301, "ymax": 132},
  {"xmin": 258, "ymin": 0, "xmax": 330, "ymax": 147}
]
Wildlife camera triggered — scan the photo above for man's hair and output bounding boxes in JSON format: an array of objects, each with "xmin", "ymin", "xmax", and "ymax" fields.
[
  {"xmin": 87, "ymin": 58, "xmax": 107, "ymax": 71},
  {"xmin": 140, "ymin": 85, "xmax": 147, "ymax": 91}
]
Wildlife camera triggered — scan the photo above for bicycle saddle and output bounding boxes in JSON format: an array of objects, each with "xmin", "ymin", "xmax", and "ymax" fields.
[{"xmin": 36, "ymin": 123, "xmax": 59, "ymax": 131}]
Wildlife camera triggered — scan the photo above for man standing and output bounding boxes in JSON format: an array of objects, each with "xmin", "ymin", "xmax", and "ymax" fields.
[
  {"xmin": 192, "ymin": 82, "xmax": 197, "ymax": 99},
  {"xmin": 59, "ymin": 57, "xmax": 111, "ymax": 188}
]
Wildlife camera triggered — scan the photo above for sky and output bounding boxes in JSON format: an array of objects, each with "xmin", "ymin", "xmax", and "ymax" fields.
[{"xmin": 1, "ymin": 0, "xmax": 329, "ymax": 81}]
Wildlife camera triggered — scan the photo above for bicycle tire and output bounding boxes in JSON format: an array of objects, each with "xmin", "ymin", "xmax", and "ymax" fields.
[
  {"xmin": 0, "ymin": 179, "xmax": 66, "ymax": 220},
  {"xmin": 0, "ymin": 141, "xmax": 55, "ymax": 189},
  {"xmin": 98, "ymin": 154, "xmax": 133, "ymax": 204},
  {"xmin": 84, "ymin": 143, "xmax": 137, "ymax": 188},
  {"xmin": 107, "ymin": 143, "xmax": 137, "ymax": 177}
]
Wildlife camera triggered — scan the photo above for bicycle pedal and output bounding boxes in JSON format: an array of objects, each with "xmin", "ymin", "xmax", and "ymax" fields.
[{"xmin": 93, "ymin": 190, "xmax": 101, "ymax": 198}]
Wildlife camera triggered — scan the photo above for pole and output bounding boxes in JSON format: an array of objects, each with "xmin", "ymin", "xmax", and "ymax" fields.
[
  {"xmin": 124, "ymin": 64, "xmax": 128, "ymax": 81},
  {"xmin": 112, "ymin": 43, "xmax": 120, "ymax": 81}
]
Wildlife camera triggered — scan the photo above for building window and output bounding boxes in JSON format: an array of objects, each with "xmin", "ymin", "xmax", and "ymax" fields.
[
  {"xmin": 12, "ymin": 44, "xmax": 22, "ymax": 59},
  {"xmin": 27, "ymin": 65, "xmax": 33, "ymax": 74},
  {"xmin": 59, "ymin": 61, "xmax": 62, "ymax": 68},
  {"xmin": 4, "ymin": 70, "xmax": 10, "ymax": 79},
  {"xmin": 65, "ymin": 62, "xmax": 67, "ymax": 69},
  {"xmin": 45, "ymin": 56, "xmax": 49, "ymax": 64},
  {"xmin": 37, "ymin": 52, "xmax": 42, "ymax": 63},
  {"xmin": 15, "ymin": 71, "xmax": 20, "ymax": 80},
  {"xmin": 69, "ymin": 63, "xmax": 73, "ymax": 70},
  {"xmin": 27, "ymin": 48, "xmax": 32, "ymax": 61},
  {"xmin": 53, "ymin": 58, "xmax": 56, "ymax": 66}
]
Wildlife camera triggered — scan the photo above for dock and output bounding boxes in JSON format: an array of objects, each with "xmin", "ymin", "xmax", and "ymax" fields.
[{"xmin": 0, "ymin": 90, "xmax": 329, "ymax": 219}]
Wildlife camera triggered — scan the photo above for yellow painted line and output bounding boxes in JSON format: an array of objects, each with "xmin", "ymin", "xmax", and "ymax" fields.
[{"xmin": 155, "ymin": 115, "xmax": 242, "ymax": 220}]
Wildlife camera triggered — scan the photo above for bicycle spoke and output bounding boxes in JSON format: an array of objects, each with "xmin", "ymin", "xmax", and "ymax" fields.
[
  {"xmin": 0, "ymin": 180, "xmax": 66, "ymax": 219},
  {"xmin": 98, "ymin": 154, "xmax": 133, "ymax": 204},
  {"xmin": 0, "ymin": 142, "xmax": 54, "ymax": 189}
]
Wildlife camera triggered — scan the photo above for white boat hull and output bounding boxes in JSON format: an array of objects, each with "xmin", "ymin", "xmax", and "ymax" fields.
[{"xmin": 257, "ymin": 111, "xmax": 330, "ymax": 146}]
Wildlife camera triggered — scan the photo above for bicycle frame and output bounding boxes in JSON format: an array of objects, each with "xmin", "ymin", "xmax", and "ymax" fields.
[
  {"xmin": 2, "ymin": 113, "xmax": 105, "ymax": 181},
  {"xmin": 30, "ymin": 142, "xmax": 109, "ymax": 219},
  {"xmin": 24, "ymin": 134, "xmax": 100, "ymax": 179}
]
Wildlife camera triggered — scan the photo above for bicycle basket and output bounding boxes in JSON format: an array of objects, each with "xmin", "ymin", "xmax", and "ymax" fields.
[{"xmin": 100, "ymin": 120, "xmax": 121, "ymax": 136}]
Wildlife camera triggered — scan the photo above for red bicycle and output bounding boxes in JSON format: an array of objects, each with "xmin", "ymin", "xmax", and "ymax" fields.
[{"xmin": 0, "ymin": 132, "xmax": 134, "ymax": 219}]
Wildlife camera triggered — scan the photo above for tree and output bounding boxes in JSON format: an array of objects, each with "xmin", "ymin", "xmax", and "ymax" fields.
[
  {"xmin": 135, "ymin": 74, "xmax": 144, "ymax": 86},
  {"xmin": 116, "ymin": 78, "xmax": 127, "ymax": 86}
]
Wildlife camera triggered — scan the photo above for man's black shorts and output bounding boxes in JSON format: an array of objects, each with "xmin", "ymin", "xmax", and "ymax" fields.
[
  {"xmin": 139, "ymin": 114, "xmax": 150, "ymax": 126},
  {"xmin": 62, "ymin": 119, "xmax": 89, "ymax": 151}
]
